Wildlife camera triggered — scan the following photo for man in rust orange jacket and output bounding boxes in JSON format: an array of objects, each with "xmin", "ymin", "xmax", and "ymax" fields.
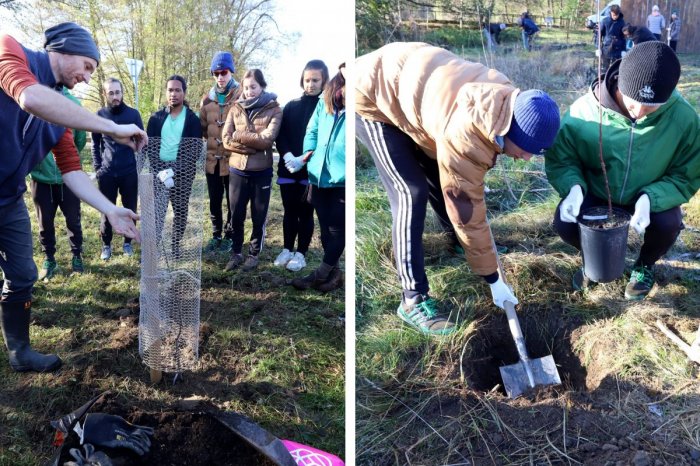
[{"xmin": 356, "ymin": 42, "xmax": 560, "ymax": 336}]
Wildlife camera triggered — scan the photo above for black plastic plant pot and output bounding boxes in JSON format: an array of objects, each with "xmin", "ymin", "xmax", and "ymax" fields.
[{"xmin": 578, "ymin": 206, "xmax": 631, "ymax": 283}]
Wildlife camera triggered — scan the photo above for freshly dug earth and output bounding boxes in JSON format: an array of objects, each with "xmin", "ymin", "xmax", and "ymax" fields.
[
  {"xmin": 54, "ymin": 397, "xmax": 277, "ymax": 466},
  {"xmin": 442, "ymin": 308, "xmax": 700, "ymax": 465}
]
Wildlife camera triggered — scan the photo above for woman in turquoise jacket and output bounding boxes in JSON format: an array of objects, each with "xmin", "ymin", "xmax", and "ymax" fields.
[
  {"xmin": 289, "ymin": 63, "xmax": 345, "ymax": 292},
  {"xmin": 545, "ymin": 42, "xmax": 700, "ymax": 301}
]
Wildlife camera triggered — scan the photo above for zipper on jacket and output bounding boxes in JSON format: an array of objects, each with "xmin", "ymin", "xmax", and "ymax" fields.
[
  {"xmin": 619, "ymin": 121, "xmax": 636, "ymax": 204},
  {"xmin": 322, "ymin": 110, "xmax": 344, "ymax": 184}
]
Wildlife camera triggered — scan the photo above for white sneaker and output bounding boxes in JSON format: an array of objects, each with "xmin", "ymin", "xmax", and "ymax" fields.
[
  {"xmin": 286, "ymin": 252, "xmax": 306, "ymax": 272},
  {"xmin": 274, "ymin": 248, "xmax": 293, "ymax": 267},
  {"xmin": 100, "ymin": 245, "xmax": 112, "ymax": 261}
]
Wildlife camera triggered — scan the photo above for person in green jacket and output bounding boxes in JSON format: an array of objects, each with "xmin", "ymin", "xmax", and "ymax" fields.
[
  {"xmin": 29, "ymin": 88, "xmax": 87, "ymax": 280},
  {"xmin": 546, "ymin": 41, "xmax": 700, "ymax": 300}
]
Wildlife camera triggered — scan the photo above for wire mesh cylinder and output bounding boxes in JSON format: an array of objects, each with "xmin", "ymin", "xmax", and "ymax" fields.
[{"xmin": 137, "ymin": 137, "xmax": 206, "ymax": 372}]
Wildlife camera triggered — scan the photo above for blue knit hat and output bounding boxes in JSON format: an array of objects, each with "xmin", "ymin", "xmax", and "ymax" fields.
[
  {"xmin": 506, "ymin": 90, "xmax": 560, "ymax": 155},
  {"xmin": 210, "ymin": 51, "xmax": 235, "ymax": 73}
]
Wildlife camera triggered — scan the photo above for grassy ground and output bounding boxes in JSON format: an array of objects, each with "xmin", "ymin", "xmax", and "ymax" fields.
[
  {"xmin": 0, "ymin": 150, "xmax": 345, "ymax": 465},
  {"xmin": 356, "ymin": 40, "xmax": 700, "ymax": 465}
]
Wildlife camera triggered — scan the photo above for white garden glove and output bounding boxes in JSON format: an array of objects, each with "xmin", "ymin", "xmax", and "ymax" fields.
[
  {"xmin": 283, "ymin": 152, "xmax": 307, "ymax": 173},
  {"xmin": 489, "ymin": 277, "xmax": 519, "ymax": 310},
  {"xmin": 630, "ymin": 194, "xmax": 651, "ymax": 235},
  {"xmin": 560, "ymin": 185, "xmax": 584, "ymax": 223}
]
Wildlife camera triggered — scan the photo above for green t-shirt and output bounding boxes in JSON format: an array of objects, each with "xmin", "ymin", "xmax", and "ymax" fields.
[{"xmin": 159, "ymin": 110, "xmax": 186, "ymax": 161}]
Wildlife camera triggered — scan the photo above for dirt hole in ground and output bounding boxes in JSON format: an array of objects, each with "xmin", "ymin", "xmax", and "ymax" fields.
[
  {"xmin": 462, "ymin": 307, "xmax": 587, "ymax": 395},
  {"xmin": 55, "ymin": 397, "xmax": 277, "ymax": 466}
]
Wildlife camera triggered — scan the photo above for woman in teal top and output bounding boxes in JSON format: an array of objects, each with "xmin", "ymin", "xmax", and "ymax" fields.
[{"xmin": 291, "ymin": 64, "xmax": 345, "ymax": 293}]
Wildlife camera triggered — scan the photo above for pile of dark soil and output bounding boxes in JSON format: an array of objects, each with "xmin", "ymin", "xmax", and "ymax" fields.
[
  {"xmin": 54, "ymin": 397, "xmax": 277, "ymax": 466},
  {"xmin": 449, "ymin": 308, "xmax": 700, "ymax": 464}
]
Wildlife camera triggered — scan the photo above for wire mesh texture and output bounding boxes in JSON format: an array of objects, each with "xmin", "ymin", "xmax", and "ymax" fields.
[{"xmin": 137, "ymin": 137, "xmax": 206, "ymax": 373}]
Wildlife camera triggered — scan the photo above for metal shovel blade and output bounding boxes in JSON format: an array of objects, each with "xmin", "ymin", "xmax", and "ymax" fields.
[{"xmin": 500, "ymin": 355, "xmax": 561, "ymax": 399}]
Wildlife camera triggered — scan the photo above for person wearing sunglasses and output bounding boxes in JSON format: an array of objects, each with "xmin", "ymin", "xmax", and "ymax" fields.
[{"xmin": 199, "ymin": 51, "xmax": 242, "ymax": 255}]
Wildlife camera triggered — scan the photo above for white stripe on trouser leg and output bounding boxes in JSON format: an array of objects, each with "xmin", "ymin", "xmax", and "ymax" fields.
[
  {"xmin": 362, "ymin": 119, "xmax": 411, "ymax": 288},
  {"xmin": 362, "ymin": 119, "xmax": 416, "ymax": 290}
]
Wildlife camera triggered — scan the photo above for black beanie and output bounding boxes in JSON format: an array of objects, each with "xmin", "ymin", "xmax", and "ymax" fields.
[
  {"xmin": 618, "ymin": 41, "xmax": 680, "ymax": 106},
  {"xmin": 44, "ymin": 22, "xmax": 100, "ymax": 65}
]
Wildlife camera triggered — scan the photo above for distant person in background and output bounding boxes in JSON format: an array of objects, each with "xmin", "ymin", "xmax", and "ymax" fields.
[
  {"xmin": 668, "ymin": 12, "xmax": 680, "ymax": 52},
  {"xmin": 622, "ymin": 25, "xmax": 657, "ymax": 48},
  {"xmin": 483, "ymin": 23, "xmax": 506, "ymax": 52},
  {"xmin": 93, "ymin": 77, "xmax": 143, "ymax": 261},
  {"xmin": 599, "ymin": 4, "xmax": 626, "ymax": 70},
  {"xmin": 274, "ymin": 60, "xmax": 329, "ymax": 273},
  {"xmin": 199, "ymin": 51, "xmax": 241, "ymax": 255},
  {"xmin": 29, "ymin": 88, "xmax": 86, "ymax": 280},
  {"xmin": 647, "ymin": 5, "xmax": 666, "ymax": 41},
  {"xmin": 520, "ymin": 12, "xmax": 539, "ymax": 51}
]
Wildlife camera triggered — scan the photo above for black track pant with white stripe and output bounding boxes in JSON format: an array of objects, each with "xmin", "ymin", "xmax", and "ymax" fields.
[{"xmin": 357, "ymin": 115, "xmax": 454, "ymax": 300}]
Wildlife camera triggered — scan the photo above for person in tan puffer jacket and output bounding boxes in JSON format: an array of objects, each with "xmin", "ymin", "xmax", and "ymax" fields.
[
  {"xmin": 200, "ymin": 51, "xmax": 242, "ymax": 253},
  {"xmin": 222, "ymin": 68, "xmax": 282, "ymax": 272},
  {"xmin": 356, "ymin": 42, "xmax": 560, "ymax": 336}
]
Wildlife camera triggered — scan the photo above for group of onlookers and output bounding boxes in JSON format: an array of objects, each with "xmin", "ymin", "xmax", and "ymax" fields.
[{"xmin": 31, "ymin": 50, "xmax": 346, "ymax": 294}]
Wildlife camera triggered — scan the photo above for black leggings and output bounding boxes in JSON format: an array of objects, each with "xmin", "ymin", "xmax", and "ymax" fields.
[
  {"xmin": 311, "ymin": 186, "xmax": 345, "ymax": 267},
  {"xmin": 229, "ymin": 172, "xmax": 272, "ymax": 256},
  {"xmin": 553, "ymin": 192, "xmax": 683, "ymax": 267},
  {"xmin": 206, "ymin": 166, "xmax": 231, "ymax": 239},
  {"xmin": 280, "ymin": 182, "xmax": 314, "ymax": 254}
]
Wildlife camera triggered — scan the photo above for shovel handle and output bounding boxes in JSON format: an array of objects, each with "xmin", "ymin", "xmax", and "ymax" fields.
[{"xmin": 505, "ymin": 300, "xmax": 536, "ymax": 388}]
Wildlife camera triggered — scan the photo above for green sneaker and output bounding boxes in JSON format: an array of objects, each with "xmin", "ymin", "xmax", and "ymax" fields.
[
  {"xmin": 71, "ymin": 255, "xmax": 84, "ymax": 273},
  {"xmin": 220, "ymin": 238, "xmax": 233, "ymax": 252},
  {"xmin": 572, "ymin": 268, "xmax": 597, "ymax": 291},
  {"xmin": 625, "ymin": 264, "xmax": 655, "ymax": 301},
  {"xmin": 397, "ymin": 294, "xmax": 456, "ymax": 336},
  {"xmin": 204, "ymin": 237, "xmax": 222, "ymax": 253},
  {"xmin": 38, "ymin": 259, "xmax": 58, "ymax": 281}
]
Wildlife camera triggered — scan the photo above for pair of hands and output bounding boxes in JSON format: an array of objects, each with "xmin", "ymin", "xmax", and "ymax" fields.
[
  {"xmin": 559, "ymin": 185, "xmax": 650, "ymax": 234},
  {"xmin": 109, "ymin": 124, "xmax": 148, "ymax": 152}
]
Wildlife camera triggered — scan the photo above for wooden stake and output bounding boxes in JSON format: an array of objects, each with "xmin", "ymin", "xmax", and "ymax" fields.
[
  {"xmin": 149, "ymin": 368, "xmax": 163, "ymax": 384},
  {"xmin": 655, "ymin": 320, "xmax": 700, "ymax": 364}
]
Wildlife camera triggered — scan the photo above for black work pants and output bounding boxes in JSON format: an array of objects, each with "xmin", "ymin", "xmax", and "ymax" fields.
[
  {"xmin": 30, "ymin": 180, "xmax": 83, "ymax": 259},
  {"xmin": 97, "ymin": 171, "xmax": 138, "ymax": 246},
  {"xmin": 311, "ymin": 186, "xmax": 345, "ymax": 267},
  {"xmin": 280, "ymin": 182, "xmax": 314, "ymax": 254},
  {"xmin": 206, "ymin": 160, "xmax": 232, "ymax": 240},
  {"xmin": 553, "ymin": 192, "xmax": 684, "ymax": 267},
  {"xmin": 229, "ymin": 172, "xmax": 272, "ymax": 257}
]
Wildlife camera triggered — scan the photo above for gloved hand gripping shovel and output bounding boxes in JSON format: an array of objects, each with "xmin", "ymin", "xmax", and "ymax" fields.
[{"xmin": 488, "ymin": 223, "xmax": 561, "ymax": 398}]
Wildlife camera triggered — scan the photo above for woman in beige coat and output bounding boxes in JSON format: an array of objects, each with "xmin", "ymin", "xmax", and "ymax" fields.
[{"xmin": 222, "ymin": 69, "xmax": 282, "ymax": 272}]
